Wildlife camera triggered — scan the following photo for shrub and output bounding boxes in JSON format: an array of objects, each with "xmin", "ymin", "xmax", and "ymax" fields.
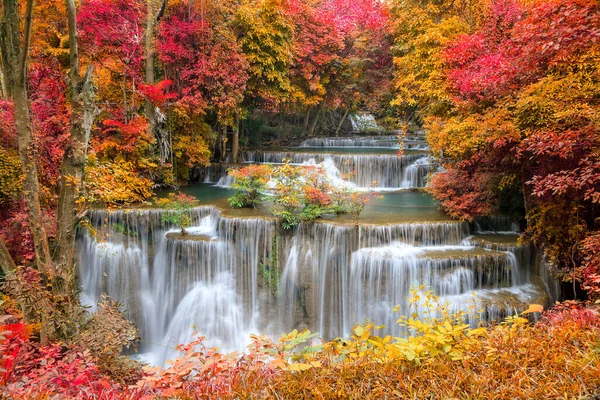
[
  {"xmin": 228, "ymin": 161, "xmax": 379, "ymax": 228},
  {"xmin": 0, "ymin": 322, "xmax": 123, "ymax": 399},
  {"xmin": 155, "ymin": 193, "xmax": 198, "ymax": 234},
  {"xmin": 228, "ymin": 164, "xmax": 272, "ymax": 208},
  {"xmin": 348, "ymin": 190, "xmax": 382, "ymax": 226},
  {"xmin": 130, "ymin": 291, "xmax": 600, "ymax": 399}
]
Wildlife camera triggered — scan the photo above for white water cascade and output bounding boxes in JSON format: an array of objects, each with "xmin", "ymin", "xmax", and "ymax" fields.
[
  {"xmin": 399, "ymin": 156, "xmax": 434, "ymax": 189},
  {"xmin": 78, "ymin": 205, "xmax": 549, "ymax": 366},
  {"xmin": 349, "ymin": 113, "xmax": 380, "ymax": 131},
  {"xmin": 247, "ymin": 151, "xmax": 425, "ymax": 189},
  {"xmin": 79, "ymin": 133, "xmax": 553, "ymax": 367},
  {"xmin": 300, "ymin": 136, "xmax": 400, "ymax": 148}
]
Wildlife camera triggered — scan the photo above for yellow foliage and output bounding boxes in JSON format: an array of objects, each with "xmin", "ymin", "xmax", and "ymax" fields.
[
  {"xmin": 0, "ymin": 149, "xmax": 22, "ymax": 205},
  {"xmin": 84, "ymin": 160, "xmax": 154, "ymax": 206},
  {"xmin": 390, "ymin": 0, "xmax": 487, "ymax": 117}
]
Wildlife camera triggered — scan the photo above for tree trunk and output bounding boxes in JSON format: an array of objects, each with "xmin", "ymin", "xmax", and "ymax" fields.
[
  {"xmin": 232, "ymin": 111, "xmax": 240, "ymax": 163},
  {"xmin": 144, "ymin": 0, "xmax": 168, "ymax": 156},
  {"xmin": 0, "ymin": 55, "xmax": 7, "ymax": 99},
  {"xmin": 0, "ymin": 0, "xmax": 54, "ymax": 276},
  {"xmin": 303, "ymin": 107, "xmax": 311, "ymax": 136},
  {"xmin": 335, "ymin": 109, "xmax": 349, "ymax": 137},
  {"xmin": 144, "ymin": 4, "xmax": 156, "ymax": 142},
  {"xmin": 220, "ymin": 124, "xmax": 228, "ymax": 162},
  {"xmin": 13, "ymin": 85, "xmax": 54, "ymax": 275},
  {"xmin": 309, "ymin": 103, "xmax": 325, "ymax": 137},
  {"xmin": 55, "ymin": 0, "xmax": 98, "ymax": 294}
]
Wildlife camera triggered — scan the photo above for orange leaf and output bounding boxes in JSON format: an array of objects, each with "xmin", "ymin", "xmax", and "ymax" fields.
[{"xmin": 522, "ymin": 304, "xmax": 543, "ymax": 314}]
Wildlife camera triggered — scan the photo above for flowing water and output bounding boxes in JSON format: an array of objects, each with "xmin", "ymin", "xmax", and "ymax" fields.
[{"xmin": 78, "ymin": 133, "xmax": 554, "ymax": 366}]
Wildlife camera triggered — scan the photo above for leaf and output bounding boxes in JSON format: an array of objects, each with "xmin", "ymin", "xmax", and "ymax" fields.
[{"xmin": 522, "ymin": 304, "xmax": 544, "ymax": 314}]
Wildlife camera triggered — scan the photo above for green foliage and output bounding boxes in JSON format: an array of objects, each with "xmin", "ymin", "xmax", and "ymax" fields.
[
  {"xmin": 259, "ymin": 235, "xmax": 280, "ymax": 296},
  {"xmin": 243, "ymin": 116, "xmax": 279, "ymax": 146},
  {"xmin": 228, "ymin": 161, "xmax": 378, "ymax": 228},
  {"xmin": 228, "ymin": 164, "xmax": 272, "ymax": 208},
  {"xmin": 155, "ymin": 193, "xmax": 198, "ymax": 234}
]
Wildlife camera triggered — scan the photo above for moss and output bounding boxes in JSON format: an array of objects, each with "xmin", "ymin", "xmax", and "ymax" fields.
[{"xmin": 259, "ymin": 235, "xmax": 281, "ymax": 296}]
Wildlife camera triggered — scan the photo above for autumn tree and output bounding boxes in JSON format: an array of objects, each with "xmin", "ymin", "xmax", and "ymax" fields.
[
  {"xmin": 0, "ymin": 0, "xmax": 53, "ymax": 275},
  {"xmin": 420, "ymin": 0, "xmax": 600, "ymax": 295},
  {"xmin": 0, "ymin": 0, "xmax": 100, "ymax": 339}
]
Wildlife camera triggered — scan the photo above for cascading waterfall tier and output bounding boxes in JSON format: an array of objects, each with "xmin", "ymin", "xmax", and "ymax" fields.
[
  {"xmin": 300, "ymin": 136, "xmax": 400, "ymax": 148},
  {"xmin": 300, "ymin": 136, "xmax": 429, "ymax": 150},
  {"xmin": 79, "ymin": 205, "xmax": 548, "ymax": 366},
  {"xmin": 246, "ymin": 151, "xmax": 424, "ymax": 189},
  {"xmin": 79, "ymin": 207, "xmax": 276, "ymax": 364},
  {"xmin": 349, "ymin": 113, "xmax": 380, "ymax": 131},
  {"xmin": 347, "ymin": 244, "xmax": 524, "ymax": 337},
  {"xmin": 200, "ymin": 133, "xmax": 432, "ymax": 189}
]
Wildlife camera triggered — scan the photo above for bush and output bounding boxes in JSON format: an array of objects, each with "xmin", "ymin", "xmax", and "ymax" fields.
[
  {"xmin": 3, "ymin": 293, "xmax": 600, "ymax": 399},
  {"xmin": 155, "ymin": 193, "xmax": 198, "ymax": 234},
  {"xmin": 228, "ymin": 164, "xmax": 272, "ymax": 208},
  {"xmin": 227, "ymin": 161, "xmax": 379, "ymax": 229},
  {"xmin": 130, "ymin": 292, "xmax": 600, "ymax": 399}
]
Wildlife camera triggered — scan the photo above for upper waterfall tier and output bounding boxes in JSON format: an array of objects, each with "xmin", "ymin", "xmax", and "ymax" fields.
[
  {"xmin": 299, "ymin": 136, "xmax": 429, "ymax": 150},
  {"xmin": 245, "ymin": 151, "xmax": 431, "ymax": 189},
  {"xmin": 301, "ymin": 136, "xmax": 399, "ymax": 148}
]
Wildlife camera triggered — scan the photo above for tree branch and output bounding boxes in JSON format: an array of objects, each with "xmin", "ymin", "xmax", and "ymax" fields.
[
  {"xmin": 156, "ymin": 0, "xmax": 168, "ymax": 22},
  {"xmin": 18, "ymin": 0, "xmax": 34, "ymax": 84},
  {"xmin": 65, "ymin": 0, "xmax": 79, "ymax": 80}
]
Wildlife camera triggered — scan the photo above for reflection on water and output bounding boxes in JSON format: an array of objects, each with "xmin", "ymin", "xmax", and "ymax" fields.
[{"xmin": 174, "ymin": 184, "xmax": 452, "ymax": 224}]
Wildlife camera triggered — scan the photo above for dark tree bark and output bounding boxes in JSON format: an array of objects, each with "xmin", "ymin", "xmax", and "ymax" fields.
[
  {"xmin": 0, "ymin": 52, "xmax": 7, "ymax": 99},
  {"xmin": 335, "ymin": 109, "xmax": 349, "ymax": 137},
  {"xmin": 303, "ymin": 107, "xmax": 312, "ymax": 136},
  {"xmin": 232, "ymin": 111, "xmax": 240, "ymax": 163},
  {"xmin": 309, "ymin": 102, "xmax": 325, "ymax": 137}
]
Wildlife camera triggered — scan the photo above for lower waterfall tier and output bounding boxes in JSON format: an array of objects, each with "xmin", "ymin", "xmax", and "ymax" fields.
[{"xmin": 78, "ymin": 205, "xmax": 552, "ymax": 366}]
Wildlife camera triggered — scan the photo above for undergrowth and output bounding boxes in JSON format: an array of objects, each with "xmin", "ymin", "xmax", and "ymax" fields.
[{"xmin": 1, "ymin": 292, "xmax": 599, "ymax": 399}]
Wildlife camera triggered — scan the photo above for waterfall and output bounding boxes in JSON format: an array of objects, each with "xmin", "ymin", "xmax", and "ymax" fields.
[
  {"xmin": 150, "ymin": 272, "xmax": 251, "ymax": 365},
  {"xmin": 79, "ymin": 207, "xmax": 276, "ymax": 365},
  {"xmin": 349, "ymin": 113, "xmax": 379, "ymax": 132},
  {"xmin": 473, "ymin": 215, "xmax": 519, "ymax": 233},
  {"xmin": 250, "ymin": 151, "xmax": 423, "ymax": 189},
  {"xmin": 346, "ymin": 243, "xmax": 518, "ymax": 337},
  {"xmin": 399, "ymin": 156, "xmax": 434, "ymax": 189},
  {"xmin": 79, "ymin": 200, "xmax": 547, "ymax": 365},
  {"xmin": 299, "ymin": 136, "xmax": 429, "ymax": 150},
  {"xmin": 77, "ymin": 125, "xmax": 555, "ymax": 367},
  {"xmin": 300, "ymin": 136, "xmax": 399, "ymax": 148},
  {"xmin": 215, "ymin": 174, "xmax": 235, "ymax": 187}
]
